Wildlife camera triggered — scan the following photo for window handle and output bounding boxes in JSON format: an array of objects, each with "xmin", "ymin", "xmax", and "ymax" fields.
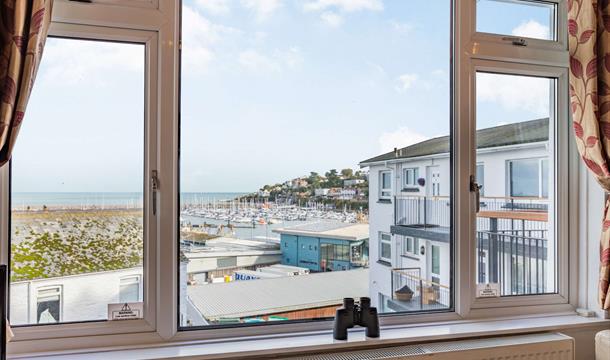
[
  {"xmin": 501, "ymin": 36, "xmax": 528, "ymax": 47},
  {"xmin": 470, "ymin": 175, "xmax": 482, "ymax": 213},
  {"xmin": 151, "ymin": 170, "xmax": 159, "ymax": 215}
]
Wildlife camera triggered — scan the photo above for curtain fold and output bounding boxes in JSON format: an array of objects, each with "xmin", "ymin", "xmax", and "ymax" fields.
[
  {"xmin": 0, "ymin": 0, "xmax": 53, "ymax": 167},
  {"xmin": 569, "ymin": 0, "xmax": 610, "ymax": 310}
]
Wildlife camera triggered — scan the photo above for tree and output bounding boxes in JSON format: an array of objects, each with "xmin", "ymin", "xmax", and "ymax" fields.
[
  {"xmin": 341, "ymin": 168, "xmax": 354, "ymax": 178},
  {"xmin": 324, "ymin": 169, "xmax": 342, "ymax": 187},
  {"xmin": 308, "ymin": 172, "xmax": 322, "ymax": 188}
]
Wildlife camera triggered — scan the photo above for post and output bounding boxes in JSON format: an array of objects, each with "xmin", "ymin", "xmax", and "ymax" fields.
[{"xmin": 489, "ymin": 217, "xmax": 499, "ymax": 284}]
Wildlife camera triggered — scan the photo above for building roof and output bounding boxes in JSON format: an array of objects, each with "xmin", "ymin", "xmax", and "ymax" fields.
[
  {"xmin": 188, "ymin": 269, "xmax": 369, "ymax": 320},
  {"xmin": 272, "ymin": 222, "xmax": 369, "ymax": 241},
  {"xmin": 184, "ymin": 236, "xmax": 280, "ymax": 259},
  {"xmin": 360, "ymin": 118, "xmax": 549, "ymax": 165}
]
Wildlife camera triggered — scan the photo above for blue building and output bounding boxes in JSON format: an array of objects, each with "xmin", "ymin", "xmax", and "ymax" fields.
[{"xmin": 272, "ymin": 223, "xmax": 369, "ymax": 272}]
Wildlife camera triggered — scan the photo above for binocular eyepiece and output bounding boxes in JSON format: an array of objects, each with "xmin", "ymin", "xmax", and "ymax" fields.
[{"xmin": 333, "ymin": 297, "xmax": 380, "ymax": 340}]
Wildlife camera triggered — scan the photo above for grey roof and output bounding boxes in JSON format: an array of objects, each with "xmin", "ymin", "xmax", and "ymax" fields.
[
  {"xmin": 272, "ymin": 222, "xmax": 369, "ymax": 241},
  {"xmin": 188, "ymin": 269, "xmax": 369, "ymax": 320},
  {"xmin": 360, "ymin": 118, "xmax": 549, "ymax": 165}
]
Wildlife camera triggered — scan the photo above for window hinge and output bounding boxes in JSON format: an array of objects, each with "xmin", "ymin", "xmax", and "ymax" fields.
[
  {"xmin": 501, "ymin": 36, "xmax": 528, "ymax": 47},
  {"xmin": 470, "ymin": 175, "xmax": 482, "ymax": 213},
  {"xmin": 151, "ymin": 170, "xmax": 159, "ymax": 215}
]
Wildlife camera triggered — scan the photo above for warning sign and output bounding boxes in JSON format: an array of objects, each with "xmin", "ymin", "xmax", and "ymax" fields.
[
  {"xmin": 476, "ymin": 283, "xmax": 501, "ymax": 298},
  {"xmin": 108, "ymin": 302, "xmax": 143, "ymax": 320}
]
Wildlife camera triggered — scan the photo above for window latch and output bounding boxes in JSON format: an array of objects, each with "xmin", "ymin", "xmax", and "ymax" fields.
[
  {"xmin": 151, "ymin": 170, "xmax": 159, "ymax": 215},
  {"xmin": 470, "ymin": 175, "xmax": 482, "ymax": 213},
  {"xmin": 501, "ymin": 36, "xmax": 528, "ymax": 47}
]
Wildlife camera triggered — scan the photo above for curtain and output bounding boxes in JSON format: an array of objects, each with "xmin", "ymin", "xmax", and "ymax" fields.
[
  {"xmin": 569, "ymin": 0, "xmax": 610, "ymax": 310},
  {"xmin": 0, "ymin": 0, "xmax": 53, "ymax": 167}
]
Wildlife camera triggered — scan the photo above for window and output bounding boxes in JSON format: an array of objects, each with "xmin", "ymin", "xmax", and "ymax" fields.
[
  {"xmin": 476, "ymin": 163, "xmax": 485, "ymax": 196},
  {"xmin": 379, "ymin": 233, "xmax": 392, "ymax": 263},
  {"xmin": 508, "ymin": 158, "xmax": 549, "ymax": 198},
  {"xmin": 36, "ymin": 286, "xmax": 61, "ymax": 324},
  {"xmin": 431, "ymin": 245, "xmax": 440, "ymax": 275},
  {"xmin": 475, "ymin": 71, "xmax": 558, "ymax": 297},
  {"xmin": 119, "ymin": 276, "xmax": 141, "ymax": 303},
  {"xmin": 380, "ymin": 171, "xmax": 392, "ymax": 199},
  {"xmin": 406, "ymin": 237, "xmax": 413, "ymax": 253},
  {"xmin": 403, "ymin": 168, "xmax": 419, "ymax": 187},
  {"xmin": 476, "ymin": 0, "xmax": 557, "ymax": 41},
  {"xmin": 8, "ymin": 37, "xmax": 146, "ymax": 325}
]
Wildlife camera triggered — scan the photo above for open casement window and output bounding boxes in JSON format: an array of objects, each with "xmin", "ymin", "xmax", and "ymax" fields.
[{"xmin": 1, "ymin": 18, "xmax": 160, "ymax": 341}]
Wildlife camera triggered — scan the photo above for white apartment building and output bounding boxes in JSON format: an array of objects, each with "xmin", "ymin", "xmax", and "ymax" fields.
[{"xmin": 360, "ymin": 118, "xmax": 554, "ymax": 312}]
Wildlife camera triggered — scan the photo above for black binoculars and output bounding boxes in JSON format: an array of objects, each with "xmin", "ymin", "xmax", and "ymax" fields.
[{"xmin": 333, "ymin": 297, "xmax": 380, "ymax": 340}]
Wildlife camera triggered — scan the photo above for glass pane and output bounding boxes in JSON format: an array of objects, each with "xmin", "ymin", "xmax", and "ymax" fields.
[
  {"xmin": 10, "ymin": 38, "xmax": 145, "ymax": 325},
  {"xmin": 179, "ymin": 0, "xmax": 452, "ymax": 327},
  {"xmin": 475, "ymin": 72, "xmax": 556, "ymax": 296},
  {"xmin": 476, "ymin": 0, "xmax": 556, "ymax": 41}
]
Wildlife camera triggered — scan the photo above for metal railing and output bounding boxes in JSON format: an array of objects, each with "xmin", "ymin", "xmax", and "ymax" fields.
[{"xmin": 390, "ymin": 268, "xmax": 450, "ymax": 311}]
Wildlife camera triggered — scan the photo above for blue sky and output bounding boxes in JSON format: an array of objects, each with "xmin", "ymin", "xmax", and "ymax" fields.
[{"xmin": 12, "ymin": 0, "xmax": 553, "ymax": 193}]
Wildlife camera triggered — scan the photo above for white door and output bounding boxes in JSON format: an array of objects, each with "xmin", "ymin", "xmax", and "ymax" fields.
[{"xmin": 426, "ymin": 166, "xmax": 441, "ymax": 197}]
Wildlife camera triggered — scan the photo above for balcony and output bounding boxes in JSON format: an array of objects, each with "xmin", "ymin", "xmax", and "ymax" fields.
[
  {"xmin": 386, "ymin": 268, "xmax": 450, "ymax": 312},
  {"xmin": 391, "ymin": 195, "xmax": 550, "ymax": 298}
]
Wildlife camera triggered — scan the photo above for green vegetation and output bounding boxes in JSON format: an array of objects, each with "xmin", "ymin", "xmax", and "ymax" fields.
[{"xmin": 11, "ymin": 210, "xmax": 143, "ymax": 282}]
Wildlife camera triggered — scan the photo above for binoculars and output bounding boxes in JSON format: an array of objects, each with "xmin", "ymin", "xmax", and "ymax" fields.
[{"xmin": 333, "ymin": 297, "xmax": 380, "ymax": 340}]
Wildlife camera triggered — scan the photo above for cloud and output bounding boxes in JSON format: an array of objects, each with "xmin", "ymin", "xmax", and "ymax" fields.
[
  {"xmin": 390, "ymin": 20, "xmax": 415, "ymax": 35},
  {"xmin": 378, "ymin": 127, "xmax": 430, "ymax": 153},
  {"xmin": 304, "ymin": 0, "xmax": 383, "ymax": 12},
  {"xmin": 40, "ymin": 39, "xmax": 143, "ymax": 86},
  {"xmin": 477, "ymin": 72, "xmax": 549, "ymax": 116},
  {"xmin": 511, "ymin": 20, "xmax": 550, "ymax": 40},
  {"xmin": 195, "ymin": 0, "xmax": 231, "ymax": 15},
  {"xmin": 182, "ymin": 5, "xmax": 240, "ymax": 75},
  {"xmin": 320, "ymin": 11, "xmax": 344, "ymax": 27},
  {"xmin": 395, "ymin": 73, "xmax": 418, "ymax": 92},
  {"xmin": 239, "ymin": 47, "xmax": 303, "ymax": 72},
  {"xmin": 241, "ymin": 0, "xmax": 282, "ymax": 21}
]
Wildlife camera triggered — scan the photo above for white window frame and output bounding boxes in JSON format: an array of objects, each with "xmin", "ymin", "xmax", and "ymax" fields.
[
  {"xmin": 506, "ymin": 157, "xmax": 550, "ymax": 198},
  {"xmin": 379, "ymin": 232, "xmax": 392, "ymax": 263},
  {"xmin": 379, "ymin": 170, "xmax": 392, "ymax": 199},
  {"xmin": 0, "ymin": 0, "xmax": 586, "ymax": 355},
  {"xmin": 403, "ymin": 167, "xmax": 419, "ymax": 188},
  {"xmin": 35, "ymin": 286, "xmax": 62, "ymax": 324}
]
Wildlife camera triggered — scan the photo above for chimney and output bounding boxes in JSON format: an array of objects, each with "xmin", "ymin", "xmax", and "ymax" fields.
[{"xmin": 394, "ymin": 147, "xmax": 398, "ymax": 157}]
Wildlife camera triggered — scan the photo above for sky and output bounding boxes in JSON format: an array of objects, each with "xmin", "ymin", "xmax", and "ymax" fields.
[{"xmin": 12, "ymin": 0, "xmax": 554, "ymax": 193}]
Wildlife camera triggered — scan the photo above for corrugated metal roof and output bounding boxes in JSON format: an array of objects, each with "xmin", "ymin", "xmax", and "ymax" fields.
[
  {"xmin": 188, "ymin": 269, "xmax": 369, "ymax": 320},
  {"xmin": 360, "ymin": 118, "xmax": 549, "ymax": 165},
  {"xmin": 272, "ymin": 222, "xmax": 369, "ymax": 241}
]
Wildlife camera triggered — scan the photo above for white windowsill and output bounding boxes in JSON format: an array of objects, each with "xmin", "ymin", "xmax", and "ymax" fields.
[{"xmin": 11, "ymin": 314, "xmax": 610, "ymax": 360}]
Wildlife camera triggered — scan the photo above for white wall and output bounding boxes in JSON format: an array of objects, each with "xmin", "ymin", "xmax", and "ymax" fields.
[{"xmin": 10, "ymin": 267, "xmax": 143, "ymax": 325}]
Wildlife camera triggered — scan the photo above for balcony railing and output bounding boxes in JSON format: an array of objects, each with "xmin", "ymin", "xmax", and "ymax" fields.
[{"xmin": 389, "ymin": 268, "xmax": 450, "ymax": 312}]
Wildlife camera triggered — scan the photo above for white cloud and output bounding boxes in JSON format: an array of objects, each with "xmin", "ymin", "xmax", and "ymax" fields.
[
  {"xmin": 239, "ymin": 47, "xmax": 303, "ymax": 72},
  {"xmin": 395, "ymin": 73, "xmax": 418, "ymax": 92},
  {"xmin": 304, "ymin": 0, "xmax": 383, "ymax": 12},
  {"xmin": 182, "ymin": 5, "xmax": 240, "ymax": 75},
  {"xmin": 41, "ymin": 39, "xmax": 143, "ymax": 86},
  {"xmin": 477, "ymin": 72, "xmax": 549, "ymax": 116},
  {"xmin": 511, "ymin": 20, "xmax": 550, "ymax": 40},
  {"xmin": 320, "ymin": 11, "xmax": 344, "ymax": 27},
  {"xmin": 241, "ymin": 0, "xmax": 282, "ymax": 21},
  {"xmin": 195, "ymin": 0, "xmax": 231, "ymax": 15},
  {"xmin": 379, "ymin": 127, "xmax": 430, "ymax": 153},
  {"xmin": 390, "ymin": 20, "xmax": 415, "ymax": 34}
]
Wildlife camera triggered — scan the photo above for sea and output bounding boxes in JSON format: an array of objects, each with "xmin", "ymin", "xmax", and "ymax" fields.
[{"xmin": 11, "ymin": 192, "xmax": 248, "ymax": 208}]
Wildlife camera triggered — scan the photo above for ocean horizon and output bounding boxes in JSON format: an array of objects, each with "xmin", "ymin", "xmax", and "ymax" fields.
[{"xmin": 11, "ymin": 192, "xmax": 249, "ymax": 207}]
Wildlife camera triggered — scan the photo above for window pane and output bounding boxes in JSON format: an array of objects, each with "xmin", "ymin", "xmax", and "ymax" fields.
[
  {"xmin": 476, "ymin": 0, "xmax": 556, "ymax": 41},
  {"xmin": 475, "ymin": 72, "xmax": 556, "ymax": 296},
  {"xmin": 10, "ymin": 38, "xmax": 145, "ymax": 325},
  {"xmin": 179, "ymin": 0, "xmax": 451, "ymax": 327}
]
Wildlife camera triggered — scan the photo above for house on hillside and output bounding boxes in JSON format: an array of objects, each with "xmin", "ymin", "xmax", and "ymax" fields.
[{"xmin": 360, "ymin": 118, "xmax": 554, "ymax": 313}]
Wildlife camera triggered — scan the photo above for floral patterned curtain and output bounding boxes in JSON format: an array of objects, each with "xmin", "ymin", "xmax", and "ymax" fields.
[
  {"xmin": 0, "ymin": 0, "xmax": 53, "ymax": 167},
  {"xmin": 569, "ymin": 0, "xmax": 610, "ymax": 309}
]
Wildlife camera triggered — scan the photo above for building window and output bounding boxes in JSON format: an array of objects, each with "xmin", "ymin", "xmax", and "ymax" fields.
[
  {"xmin": 380, "ymin": 171, "xmax": 392, "ymax": 199},
  {"xmin": 379, "ymin": 233, "xmax": 392, "ymax": 263},
  {"xmin": 36, "ymin": 286, "xmax": 61, "ymax": 324},
  {"xmin": 431, "ymin": 245, "xmax": 440, "ymax": 275},
  {"xmin": 119, "ymin": 276, "xmax": 141, "ymax": 303},
  {"xmin": 476, "ymin": 0, "xmax": 556, "ymax": 41},
  {"xmin": 476, "ymin": 163, "xmax": 485, "ymax": 196},
  {"xmin": 403, "ymin": 168, "xmax": 419, "ymax": 187},
  {"xmin": 508, "ymin": 157, "xmax": 549, "ymax": 198}
]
